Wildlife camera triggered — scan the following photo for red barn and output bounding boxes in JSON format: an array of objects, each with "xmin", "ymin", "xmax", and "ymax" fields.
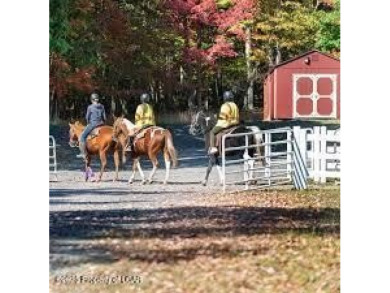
[{"xmin": 263, "ymin": 50, "xmax": 340, "ymax": 120}]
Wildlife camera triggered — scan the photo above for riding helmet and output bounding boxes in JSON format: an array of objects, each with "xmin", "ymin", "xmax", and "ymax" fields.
[
  {"xmin": 90, "ymin": 93, "xmax": 100, "ymax": 102},
  {"xmin": 140, "ymin": 93, "xmax": 150, "ymax": 103},
  {"xmin": 223, "ymin": 91, "xmax": 234, "ymax": 102}
]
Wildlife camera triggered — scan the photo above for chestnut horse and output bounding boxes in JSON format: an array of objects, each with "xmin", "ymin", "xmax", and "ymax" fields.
[
  {"xmin": 68, "ymin": 121, "xmax": 125, "ymax": 182},
  {"xmin": 113, "ymin": 117, "xmax": 178, "ymax": 184}
]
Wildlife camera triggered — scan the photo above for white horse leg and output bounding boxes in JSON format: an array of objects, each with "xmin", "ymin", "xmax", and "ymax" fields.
[
  {"xmin": 128, "ymin": 159, "xmax": 138, "ymax": 184},
  {"xmin": 147, "ymin": 157, "xmax": 158, "ymax": 184},
  {"xmin": 136, "ymin": 160, "xmax": 146, "ymax": 184},
  {"xmin": 148, "ymin": 166, "xmax": 158, "ymax": 184},
  {"xmin": 162, "ymin": 151, "xmax": 171, "ymax": 185},
  {"xmin": 163, "ymin": 160, "xmax": 171, "ymax": 185}
]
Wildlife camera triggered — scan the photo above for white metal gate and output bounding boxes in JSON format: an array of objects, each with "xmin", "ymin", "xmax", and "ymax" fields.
[
  {"xmin": 221, "ymin": 128, "xmax": 308, "ymax": 193},
  {"xmin": 49, "ymin": 135, "xmax": 58, "ymax": 181}
]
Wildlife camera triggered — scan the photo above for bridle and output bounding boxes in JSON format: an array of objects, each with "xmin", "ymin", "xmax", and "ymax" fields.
[{"xmin": 68, "ymin": 125, "xmax": 80, "ymax": 148}]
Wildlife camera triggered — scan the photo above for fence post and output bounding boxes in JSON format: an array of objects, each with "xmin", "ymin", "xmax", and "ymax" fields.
[
  {"xmin": 49, "ymin": 135, "xmax": 58, "ymax": 181},
  {"xmin": 264, "ymin": 132, "xmax": 271, "ymax": 185},
  {"xmin": 222, "ymin": 134, "xmax": 226, "ymax": 193},
  {"xmin": 286, "ymin": 129, "xmax": 292, "ymax": 180},
  {"xmin": 312, "ymin": 126, "xmax": 320, "ymax": 182},
  {"xmin": 320, "ymin": 126, "xmax": 327, "ymax": 183},
  {"xmin": 244, "ymin": 134, "xmax": 249, "ymax": 190}
]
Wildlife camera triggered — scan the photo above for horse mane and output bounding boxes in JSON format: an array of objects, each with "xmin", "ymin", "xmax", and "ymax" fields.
[{"xmin": 73, "ymin": 121, "xmax": 85, "ymax": 129}]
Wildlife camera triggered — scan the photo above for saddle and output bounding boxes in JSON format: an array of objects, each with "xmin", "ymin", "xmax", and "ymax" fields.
[
  {"xmin": 87, "ymin": 126, "xmax": 103, "ymax": 140},
  {"xmin": 215, "ymin": 125, "xmax": 242, "ymax": 149},
  {"xmin": 131, "ymin": 126, "xmax": 164, "ymax": 150}
]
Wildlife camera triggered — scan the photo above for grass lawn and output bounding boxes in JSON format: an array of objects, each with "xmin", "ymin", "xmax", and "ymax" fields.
[{"xmin": 50, "ymin": 188, "xmax": 340, "ymax": 293}]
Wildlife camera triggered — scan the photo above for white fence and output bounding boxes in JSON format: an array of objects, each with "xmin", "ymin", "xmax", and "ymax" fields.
[
  {"xmin": 49, "ymin": 135, "xmax": 58, "ymax": 181},
  {"xmin": 221, "ymin": 128, "xmax": 308, "ymax": 193},
  {"xmin": 292, "ymin": 126, "xmax": 340, "ymax": 183}
]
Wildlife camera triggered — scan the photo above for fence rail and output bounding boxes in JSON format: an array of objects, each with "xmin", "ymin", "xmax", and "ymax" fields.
[
  {"xmin": 293, "ymin": 126, "xmax": 340, "ymax": 183},
  {"xmin": 49, "ymin": 135, "xmax": 58, "ymax": 181},
  {"xmin": 221, "ymin": 128, "xmax": 308, "ymax": 193}
]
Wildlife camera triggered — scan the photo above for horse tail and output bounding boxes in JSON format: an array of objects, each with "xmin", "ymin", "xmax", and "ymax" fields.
[
  {"xmin": 164, "ymin": 129, "xmax": 178, "ymax": 168},
  {"xmin": 247, "ymin": 126, "xmax": 265, "ymax": 166}
]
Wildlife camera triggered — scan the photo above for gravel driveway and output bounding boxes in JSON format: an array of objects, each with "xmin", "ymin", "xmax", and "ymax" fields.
[{"xmin": 50, "ymin": 124, "xmax": 233, "ymax": 273}]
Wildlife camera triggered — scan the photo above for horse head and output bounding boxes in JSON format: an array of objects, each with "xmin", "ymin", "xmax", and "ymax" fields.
[
  {"xmin": 68, "ymin": 121, "xmax": 82, "ymax": 147},
  {"xmin": 113, "ymin": 116, "xmax": 135, "ymax": 137},
  {"xmin": 113, "ymin": 116, "xmax": 125, "ymax": 138},
  {"xmin": 189, "ymin": 109, "xmax": 215, "ymax": 135}
]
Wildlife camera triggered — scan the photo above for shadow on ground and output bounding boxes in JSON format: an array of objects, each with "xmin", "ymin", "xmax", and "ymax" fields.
[{"xmin": 50, "ymin": 204, "xmax": 339, "ymax": 269}]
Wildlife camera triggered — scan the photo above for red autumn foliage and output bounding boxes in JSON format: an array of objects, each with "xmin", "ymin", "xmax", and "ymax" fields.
[
  {"xmin": 50, "ymin": 53, "xmax": 96, "ymax": 98},
  {"xmin": 165, "ymin": 0, "xmax": 255, "ymax": 65}
]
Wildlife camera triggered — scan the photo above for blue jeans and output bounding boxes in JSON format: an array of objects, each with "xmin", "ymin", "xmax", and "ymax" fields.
[{"xmin": 80, "ymin": 124, "xmax": 98, "ymax": 143}]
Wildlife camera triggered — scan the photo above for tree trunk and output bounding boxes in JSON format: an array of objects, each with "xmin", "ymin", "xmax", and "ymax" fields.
[
  {"xmin": 111, "ymin": 95, "xmax": 116, "ymax": 117},
  {"xmin": 180, "ymin": 66, "xmax": 184, "ymax": 84},
  {"xmin": 275, "ymin": 43, "xmax": 281, "ymax": 65},
  {"xmin": 50, "ymin": 87, "xmax": 55, "ymax": 120},
  {"xmin": 119, "ymin": 98, "xmax": 128, "ymax": 116},
  {"xmin": 245, "ymin": 26, "xmax": 254, "ymax": 110}
]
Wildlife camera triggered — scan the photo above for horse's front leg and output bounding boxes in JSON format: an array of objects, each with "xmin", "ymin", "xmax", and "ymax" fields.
[
  {"xmin": 248, "ymin": 155, "xmax": 256, "ymax": 185},
  {"xmin": 128, "ymin": 158, "xmax": 144, "ymax": 184},
  {"xmin": 202, "ymin": 155, "xmax": 216, "ymax": 186},
  {"xmin": 128, "ymin": 158, "xmax": 137, "ymax": 184}
]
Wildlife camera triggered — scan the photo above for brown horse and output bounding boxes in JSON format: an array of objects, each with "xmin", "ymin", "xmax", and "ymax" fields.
[
  {"xmin": 68, "ymin": 121, "xmax": 125, "ymax": 182},
  {"xmin": 113, "ymin": 117, "xmax": 178, "ymax": 184}
]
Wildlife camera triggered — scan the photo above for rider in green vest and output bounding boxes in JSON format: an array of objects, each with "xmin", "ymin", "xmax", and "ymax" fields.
[
  {"xmin": 209, "ymin": 90, "xmax": 240, "ymax": 154},
  {"xmin": 126, "ymin": 93, "xmax": 156, "ymax": 152}
]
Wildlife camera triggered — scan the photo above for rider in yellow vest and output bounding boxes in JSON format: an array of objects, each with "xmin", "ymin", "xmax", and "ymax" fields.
[
  {"xmin": 126, "ymin": 93, "xmax": 156, "ymax": 152},
  {"xmin": 209, "ymin": 91, "xmax": 240, "ymax": 154}
]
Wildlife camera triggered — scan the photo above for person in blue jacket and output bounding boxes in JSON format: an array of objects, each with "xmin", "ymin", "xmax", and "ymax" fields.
[{"xmin": 77, "ymin": 93, "xmax": 106, "ymax": 159}]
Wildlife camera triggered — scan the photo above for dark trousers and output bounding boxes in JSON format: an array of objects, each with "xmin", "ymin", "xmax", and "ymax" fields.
[
  {"xmin": 127, "ymin": 124, "xmax": 153, "ymax": 150},
  {"xmin": 209, "ymin": 126, "xmax": 224, "ymax": 148}
]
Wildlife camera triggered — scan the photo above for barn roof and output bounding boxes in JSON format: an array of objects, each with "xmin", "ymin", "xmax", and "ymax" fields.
[{"xmin": 266, "ymin": 50, "xmax": 340, "ymax": 76}]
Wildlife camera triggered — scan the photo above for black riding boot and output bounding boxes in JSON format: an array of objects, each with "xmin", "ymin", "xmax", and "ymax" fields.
[
  {"xmin": 209, "ymin": 132, "xmax": 218, "ymax": 154},
  {"xmin": 126, "ymin": 136, "xmax": 134, "ymax": 152}
]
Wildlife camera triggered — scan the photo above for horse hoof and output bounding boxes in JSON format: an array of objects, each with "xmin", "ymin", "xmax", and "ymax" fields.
[
  {"xmin": 141, "ymin": 180, "xmax": 146, "ymax": 185},
  {"xmin": 128, "ymin": 181, "xmax": 133, "ymax": 185},
  {"xmin": 201, "ymin": 180, "xmax": 207, "ymax": 186},
  {"xmin": 163, "ymin": 181, "xmax": 168, "ymax": 185},
  {"xmin": 147, "ymin": 180, "xmax": 153, "ymax": 185}
]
